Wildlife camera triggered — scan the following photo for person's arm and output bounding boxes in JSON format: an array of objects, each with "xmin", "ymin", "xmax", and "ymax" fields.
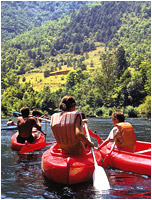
[
  {"xmin": 41, "ymin": 113, "xmax": 49, "ymax": 119},
  {"xmin": 98, "ymin": 126, "xmax": 118, "ymax": 150},
  {"xmin": 98, "ymin": 138, "xmax": 110, "ymax": 149},
  {"xmin": 37, "ymin": 119, "xmax": 41, "ymax": 126},
  {"xmin": 12, "ymin": 121, "xmax": 17, "ymax": 126},
  {"xmin": 98, "ymin": 138, "xmax": 110, "ymax": 150},
  {"xmin": 17, "ymin": 117, "xmax": 21, "ymax": 127},
  {"xmin": 75, "ymin": 115, "xmax": 94, "ymax": 148},
  {"xmin": 33, "ymin": 119, "xmax": 46, "ymax": 136}
]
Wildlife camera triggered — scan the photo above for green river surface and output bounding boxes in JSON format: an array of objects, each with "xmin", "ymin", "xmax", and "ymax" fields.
[{"xmin": 1, "ymin": 117, "xmax": 151, "ymax": 199}]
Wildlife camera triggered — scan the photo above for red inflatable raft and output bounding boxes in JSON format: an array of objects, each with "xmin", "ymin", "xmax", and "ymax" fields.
[
  {"xmin": 99, "ymin": 140, "xmax": 151, "ymax": 176},
  {"xmin": 41, "ymin": 143, "xmax": 102, "ymax": 184},
  {"xmin": 11, "ymin": 129, "xmax": 45, "ymax": 151}
]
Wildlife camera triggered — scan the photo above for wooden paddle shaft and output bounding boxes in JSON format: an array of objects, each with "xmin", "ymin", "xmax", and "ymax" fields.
[
  {"xmin": 84, "ymin": 123, "xmax": 98, "ymax": 167},
  {"xmin": 136, "ymin": 148, "xmax": 151, "ymax": 154}
]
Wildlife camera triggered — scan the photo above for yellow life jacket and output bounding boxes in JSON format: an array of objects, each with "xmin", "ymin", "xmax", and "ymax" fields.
[
  {"xmin": 51, "ymin": 111, "xmax": 84, "ymax": 154},
  {"xmin": 114, "ymin": 122, "xmax": 136, "ymax": 152}
]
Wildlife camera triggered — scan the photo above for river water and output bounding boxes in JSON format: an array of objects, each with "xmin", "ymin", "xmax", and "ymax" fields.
[{"xmin": 1, "ymin": 117, "xmax": 151, "ymax": 199}]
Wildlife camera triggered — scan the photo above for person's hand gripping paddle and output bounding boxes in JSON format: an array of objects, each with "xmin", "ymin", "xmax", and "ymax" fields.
[{"xmin": 84, "ymin": 123, "xmax": 110, "ymax": 191}]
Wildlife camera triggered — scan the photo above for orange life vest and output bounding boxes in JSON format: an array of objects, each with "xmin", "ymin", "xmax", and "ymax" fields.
[
  {"xmin": 114, "ymin": 122, "xmax": 136, "ymax": 152},
  {"xmin": 51, "ymin": 111, "xmax": 84, "ymax": 154}
]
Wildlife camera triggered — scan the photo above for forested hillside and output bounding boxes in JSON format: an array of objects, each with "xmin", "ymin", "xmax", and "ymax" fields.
[
  {"xmin": 1, "ymin": 1, "xmax": 91, "ymax": 41},
  {"xmin": 1, "ymin": 1, "xmax": 151, "ymax": 118}
]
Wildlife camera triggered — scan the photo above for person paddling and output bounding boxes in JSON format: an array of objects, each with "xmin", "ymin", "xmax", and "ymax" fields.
[
  {"xmin": 32, "ymin": 109, "xmax": 42, "ymax": 126},
  {"xmin": 17, "ymin": 107, "xmax": 45, "ymax": 144},
  {"xmin": 98, "ymin": 110, "xmax": 136, "ymax": 152},
  {"xmin": 7, "ymin": 118, "xmax": 16, "ymax": 126},
  {"xmin": 51, "ymin": 95, "xmax": 94, "ymax": 155}
]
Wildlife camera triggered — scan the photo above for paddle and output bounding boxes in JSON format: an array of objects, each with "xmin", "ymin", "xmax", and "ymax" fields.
[
  {"xmin": 84, "ymin": 123, "xmax": 110, "ymax": 191},
  {"xmin": 88, "ymin": 129, "xmax": 104, "ymax": 144},
  {"xmin": 102, "ymin": 142, "xmax": 115, "ymax": 168},
  {"xmin": 44, "ymin": 120, "xmax": 47, "ymax": 141},
  {"xmin": 136, "ymin": 148, "xmax": 151, "ymax": 154},
  {"xmin": 20, "ymin": 141, "xmax": 54, "ymax": 154},
  {"xmin": 13, "ymin": 111, "xmax": 22, "ymax": 116}
]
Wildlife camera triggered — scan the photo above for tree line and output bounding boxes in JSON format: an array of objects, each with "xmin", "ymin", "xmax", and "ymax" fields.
[
  {"xmin": 1, "ymin": 1, "xmax": 151, "ymax": 118},
  {"xmin": 1, "ymin": 1, "xmax": 90, "ymax": 41}
]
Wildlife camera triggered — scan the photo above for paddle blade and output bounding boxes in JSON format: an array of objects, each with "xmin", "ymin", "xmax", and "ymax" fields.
[
  {"xmin": 93, "ymin": 165, "xmax": 110, "ymax": 191},
  {"xmin": 88, "ymin": 129, "xmax": 104, "ymax": 144},
  {"xmin": 20, "ymin": 142, "xmax": 53, "ymax": 154}
]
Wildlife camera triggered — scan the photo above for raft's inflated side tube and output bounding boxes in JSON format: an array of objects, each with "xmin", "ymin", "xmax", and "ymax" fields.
[
  {"xmin": 11, "ymin": 131, "xmax": 45, "ymax": 151},
  {"xmin": 99, "ymin": 141, "xmax": 151, "ymax": 176}
]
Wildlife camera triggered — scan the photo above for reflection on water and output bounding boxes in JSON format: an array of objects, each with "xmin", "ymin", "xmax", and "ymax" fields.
[
  {"xmin": 42, "ymin": 177, "xmax": 96, "ymax": 199},
  {"xmin": 1, "ymin": 117, "xmax": 151, "ymax": 199},
  {"xmin": 108, "ymin": 169, "xmax": 151, "ymax": 199}
]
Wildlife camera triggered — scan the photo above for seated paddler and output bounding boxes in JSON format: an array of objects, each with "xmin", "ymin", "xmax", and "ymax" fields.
[
  {"xmin": 17, "ymin": 107, "xmax": 45, "ymax": 144},
  {"xmin": 32, "ymin": 109, "xmax": 42, "ymax": 126},
  {"xmin": 98, "ymin": 110, "xmax": 136, "ymax": 152},
  {"xmin": 7, "ymin": 118, "xmax": 16, "ymax": 126},
  {"xmin": 51, "ymin": 95, "xmax": 94, "ymax": 155}
]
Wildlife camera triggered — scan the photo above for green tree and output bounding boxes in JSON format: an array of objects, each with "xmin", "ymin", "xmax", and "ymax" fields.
[
  {"xmin": 73, "ymin": 43, "xmax": 81, "ymax": 54},
  {"xmin": 66, "ymin": 68, "xmax": 84, "ymax": 89},
  {"xmin": 44, "ymin": 69, "xmax": 50, "ymax": 78},
  {"xmin": 115, "ymin": 46, "xmax": 127, "ymax": 78}
]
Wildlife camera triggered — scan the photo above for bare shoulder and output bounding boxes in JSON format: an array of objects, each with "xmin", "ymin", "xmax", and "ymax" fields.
[
  {"xmin": 29, "ymin": 116, "xmax": 36, "ymax": 120},
  {"xmin": 29, "ymin": 117, "xmax": 36, "ymax": 123}
]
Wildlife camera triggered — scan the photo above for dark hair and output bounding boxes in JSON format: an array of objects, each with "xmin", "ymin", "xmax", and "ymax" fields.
[
  {"xmin": 111, "ymin": 110, "xmax": 125, "ymax": 122},
  {"xmin": 59, "ymin": 95, "xmax": 76, "ymax": 111},
  {"xmin": 20, "ymin": 107, "xmax": 29, "ymax": 118},
  {"xmin": 32, "ymin": 109, "xmax": 42, "ymax": 117}
]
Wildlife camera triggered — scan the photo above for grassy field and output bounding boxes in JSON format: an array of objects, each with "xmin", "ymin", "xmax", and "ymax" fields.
[{"xmin": 19, "ymin": 46, "xmax": 105, "ymax": 92}]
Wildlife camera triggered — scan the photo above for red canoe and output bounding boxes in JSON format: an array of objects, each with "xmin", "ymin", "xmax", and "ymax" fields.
[
  {"xmin": 99, "ymin": 141, "xmax": 151, "ymax": 176},
  {"xmin": 11, "ymin": 129, "xmax": 45, "ymax": 151},
  {"xmin": 41, "ymin": 143, "xmax": 102, "ymax": 184}
]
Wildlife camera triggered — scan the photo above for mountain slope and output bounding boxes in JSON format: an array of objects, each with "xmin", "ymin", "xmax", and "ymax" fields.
[
  {"xmin": 1, "ymin": 1, "xmax": 91, "ymax": 41},
  {"xmin": 1, "ymin": 1, "xmax": 151, "ymax": 117},
  {"xmin": 2, "ymin": 1, "xmax": 150, "ymax": 75}
]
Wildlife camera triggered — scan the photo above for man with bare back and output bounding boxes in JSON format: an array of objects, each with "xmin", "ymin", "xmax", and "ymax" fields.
[{"xmin": 17, "ymin": 107, "xmax": 45, "ymax": 144}]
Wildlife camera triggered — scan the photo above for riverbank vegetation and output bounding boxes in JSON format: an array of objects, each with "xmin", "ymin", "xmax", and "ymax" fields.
[{"xmin": 1, "ymin": 1, "xmax": 151, "ymax": 118}]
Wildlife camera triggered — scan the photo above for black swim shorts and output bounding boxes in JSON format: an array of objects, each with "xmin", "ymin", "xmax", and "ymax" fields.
[{"xmin": 17, "ymin": 135, "xmax": 34, "ymax": 144}]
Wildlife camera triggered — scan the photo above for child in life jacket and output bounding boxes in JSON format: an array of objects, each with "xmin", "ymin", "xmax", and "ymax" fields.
[
  {"xmin": 98, "ymin": 110, "xmax": 136, "ymax": 152},
  {"xmin": 51, "ymin": 95, "xmax": 94, "ymax": 155}
]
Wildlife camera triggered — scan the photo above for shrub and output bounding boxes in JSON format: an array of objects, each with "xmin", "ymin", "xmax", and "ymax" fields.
[
  {"xmin": 124, "ymin": 106, "xmax": 138, "ymax": 117},
  {"xmin": 137, "ymin": 96, "xmax": 151, "ymax": 118},
  {"xmin": 44, "ymin": 70, "xmax": 50, "ymax": 78},
  {"xmin": 22, "ymin": 77, "xmax": 26, "ymax": 82},
  {"xmin": 95, "ymin": 107, "xmax": 103, "ymax": 117}
]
